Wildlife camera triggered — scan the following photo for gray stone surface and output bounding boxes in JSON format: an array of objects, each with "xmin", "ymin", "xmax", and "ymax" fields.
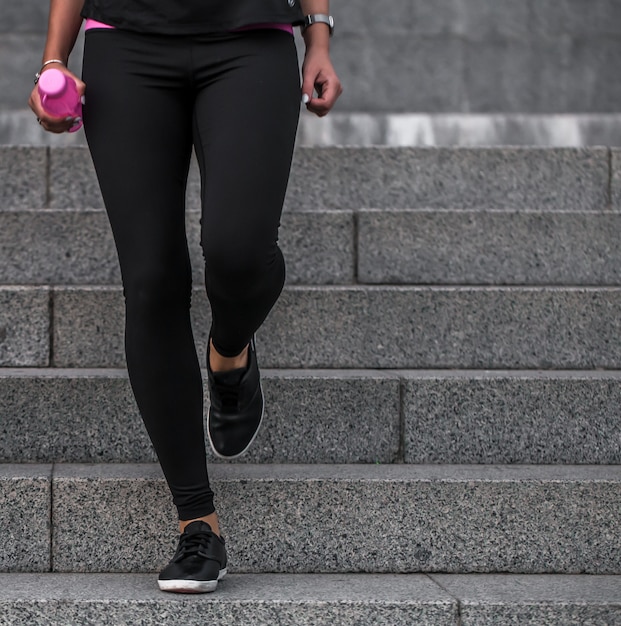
[
  {"xmin": 0, "ymin": 369, "xmax": 400, "ymax": 464},
  {"xmin": 4, "ymin": 1, "xmax": 621, "ymax": 115},
  {"xmin": 262, "ymin": 287, "xmax": 621, "ymax": 369},
  {"xmin": 49, "ymin": 147, "xmax": 103, "ymax": 209},
  {"xmin": 611, "ymin": 148, "xmax": 621, "ymax": 211},
  {"xmin": 285, "ymin": 147, "xmax": 609, "ymax": 212},
  {"xmin": 0, "ymin": 210, "xmax": 120, "ymax": 284},
  {"xmin": 0, "ymin": 369, "xmax": 150, "ymax": 463},
  {"xmin": 52, "ymin": 286, "xmax": 621, "ymax": 369},
  {"xmin": 52, "ymin": 464, "xmax": 175, "ymax": 573},
  {"xmin": 0, "ymin": 209, "xmax": 353, "ymax": 286},
  {"xmin": 51, "ymin": 286, "xmax": 206, "ymax": 368},
  {"xmin": 0, "ymin": 147, "xmax": 46, "ymax": 209},
  {"xmin": 51, "ymin": 463, "xmax": 621, "ymax": 574},
  {"xmin": 7, "ymin": 110, "xmax": 621, "ymax": 148},
  {"xmin": 0, "ymin": 1, "xmax": 50, "ymax": 33},
  {"xmin": 403, "ymin": 370, "xmax": 621, "ymax": 464},
  {"xmin": 0, "ymin": 34, "xmax": 47, "ymax": 110},
  {"xmin": 279, "ymin": 210, "xmax": 355, "ymax": 285},
  {"xmin": 0, "ymin": 29, "xmax": 84, "ymax": 112},
  {"xmin": 40, "ymin": 146, "xmax": 610, "ymax": 212},
  {"xmin": 358, "ymin": 210, "xmax": 621, "ymax": 285},
  {"xmin": 324, "ymin": 0, "xmax": 621, "ymax": 113},
  {"xmin": 432, "ymin": 574, "xmax": 621, "ymax": 625},
  {"xmin": 0, "ymin": 465, "xmax": 51, "ymax": 572},
  {"xmin": 297, "ymin": 112, "xmax": 621, "ymax": 148},
  {"xmin": 0, "ymin": 573, "xmax": 457, "ymax": 626},
  {"xmin": 0, "ymin": 287, "xmax": 49, "ymax": 366},
  {"xmin": 238, "ymin": 370, "xmax": 400, "ymax": 464}
]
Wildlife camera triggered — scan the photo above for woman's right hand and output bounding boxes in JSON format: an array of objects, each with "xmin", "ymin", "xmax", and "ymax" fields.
[{"xmin": 28, "ymin": 64, "xmax": 86, "ymax": 133}]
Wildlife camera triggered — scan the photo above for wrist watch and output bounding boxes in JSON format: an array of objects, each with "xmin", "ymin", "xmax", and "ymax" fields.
[{"xmin": 302, "ymin": 14, "xmax": 334, "ymax": 36}]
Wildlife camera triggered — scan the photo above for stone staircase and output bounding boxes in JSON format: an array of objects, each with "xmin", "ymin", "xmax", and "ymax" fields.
[{"xmin": 1, "ymin": 145, "xmax": 620, "ymax": 624}]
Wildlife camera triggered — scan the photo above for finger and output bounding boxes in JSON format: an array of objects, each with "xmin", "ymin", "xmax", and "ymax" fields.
[
  {"xmin": 301, "ymin": 74, "xmax": 316, "ymax": 105},
  {"xmin": 39, "ymin": 116, "xmax": 79, "ymax": 134},
  {"xmin": 307, "ymin": 80, "xmax": 341, "ymax": 116}
]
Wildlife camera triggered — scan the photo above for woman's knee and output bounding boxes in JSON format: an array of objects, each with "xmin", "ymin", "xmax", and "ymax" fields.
[{"xmin": 202, "ymin": 236, "xmax": 281, "ymax": 292}]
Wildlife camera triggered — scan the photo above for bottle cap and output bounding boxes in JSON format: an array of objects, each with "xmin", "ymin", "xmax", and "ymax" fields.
[{"xmin": 38, "ymin": 69, "xmax": 67, "ymax": 96}]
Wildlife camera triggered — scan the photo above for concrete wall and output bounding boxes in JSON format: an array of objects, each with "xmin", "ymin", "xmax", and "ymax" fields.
[{"xmin": 2, "ymin": 0, "xmax": 621, "ymax": 115}]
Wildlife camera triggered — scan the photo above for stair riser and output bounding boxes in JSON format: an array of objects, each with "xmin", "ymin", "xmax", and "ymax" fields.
[
  {"xmin": 359, "ymin": 210, "xmax": 621, "ymax": 285},
  {"xmin": 5, "ymin": 286, "xmax": 621, "ymax": 369},
  {"xmin": 0, "ymin": 466, "xmax": 50, "ymax": 573},
  {"xmin": 1, "ymin": 147, "xmax": 612, "ymax": 212},
  {"xmin": 403, "ymin": 372, "xmax": 621, "ymax": 464},
  {"xmin": 46, "ymin": 287, "xmax": 621, "ymax": 369},
  {"xmin": 0, "ymin": 210, "xmax": 354, "ymax": 286},
  {"xmin": 18, "ymin": 464, "xmax": 617, "ymax": 575},
  {"xmin": 1, "ymin": 573, "xmax": 620, "ymax": 626},
  {"xmin": 0, "ymin": 602, "xmax": 452, "ymax": 626},
  {"xmin": 2, "ymin": 371, "xmax": 621, "ymax": 465},
  {"xmin": 0, "ymin": 372, "xmax": 400, "ymax": 464},
  {"xmin": 4, "ymin": 209, "xmax": 621, "ymax": 287}
]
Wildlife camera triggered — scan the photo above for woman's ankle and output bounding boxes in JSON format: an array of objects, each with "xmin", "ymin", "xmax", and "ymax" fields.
[
  {"xmin": 179, "ymin": 512, "xmax": 221, "ymax": 537},
  {"xmin": 209, "ymin": 339, "xmax": 249, "ymax": 373}
]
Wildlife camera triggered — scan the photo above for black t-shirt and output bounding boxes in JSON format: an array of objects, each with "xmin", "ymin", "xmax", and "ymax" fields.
[{"xmin": 81, "ymin": 0, "xmax": 304, "ymax": 34}]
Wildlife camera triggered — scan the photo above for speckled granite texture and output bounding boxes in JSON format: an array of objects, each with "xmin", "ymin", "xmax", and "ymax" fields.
[
  {"xmin": 0, "ymin": 210, "xmax": 120, "ymax": 285},
  {"xmin": 1, "ymin": 573, "xmax": 620, "ymax": 626},
  {"xmin": 3, "ymin": 369, "xmax": 621, "ymax": 465},
  {"xmin": 0, "ymin": 287, "xmax": 49, "ymax": 366},
  {"xmin": 51, "ymin": 464, "xmax": 621, "ymax": 574},
  {"xmin": 432, "ymin": 574, "xmax": 621, "ymax": 626},
  {"xmin": 0, "ymin": 369, "xmax": 400, "ymax": 464},
  {"xmin": 6, "ymin": 146, "xmax": 611, "ymax": 212},
  {"xmin": 403, "ymin": 370, "xmax": 621, "ymax": 464},
  {"xmin": 0, "ymin": 147, "xmax": 46, "ymax": 209},
  {"xmin": 0, "ymin": 465, "xmax": 51, "ymax": 572},
  {"xmin": 0, "ymin": 573, "xmax": 457, "ymax": 626},
  {"xmin": 611, "ymin": 148, "xmax": 621, "ymax": 211},
  {"xmin": 285, "ymin": 147, "xmax": 609, "ymax": 211},
  {"xmin": 358, "ymin": 209, "xmax": 621, "ymax": 285},
  {"xmin": 51, "ymin": 285, "xmax": 621, "ymax": 369},
  {"xmin": 0, "ymin": 209, "xmax": 354, "ymax": 286}
]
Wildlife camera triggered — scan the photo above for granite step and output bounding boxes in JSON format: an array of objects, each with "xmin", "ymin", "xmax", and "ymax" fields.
[
  {"xmin": 3, "ymin": 285, "xmax": 620, "ymax": 369},
  {"xmin": 0, "ymin": 368, "xmax": 401, "ymax": 465},
  {"xmin": 358, "ymin": 208, "xmax": 621, "ymax": 285},
  {"xmin": 3, "ymin": 463, "xmax": 620, "ymax": 574},
  {"xmin": 1, "ymin": 368, "xmax": 621, "ymax": 465},
  {"xmin": 2, "ymin": 207, "xmax": 621, "ymax": 286},
  {"xmin": 1, "ymin": 573, "xmax": 620, "ymax": 626},
  {"xmin": 0, "ymin": 208, "xmax": 354, "ymax": 286},
  {"xmin": 1, "ymin": 146, "xmax": 616, "ymax": 213}
]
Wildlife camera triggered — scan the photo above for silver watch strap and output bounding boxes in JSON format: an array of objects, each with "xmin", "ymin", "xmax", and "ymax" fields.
[{"xmin": 302, "ymin": 14, "xmax": 334, "ymax": 36}]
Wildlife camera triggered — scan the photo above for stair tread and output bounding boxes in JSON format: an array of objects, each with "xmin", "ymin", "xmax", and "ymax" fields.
[{"xmin": 0, "ymin": 573, "xmax": 619, "ymax": 626}]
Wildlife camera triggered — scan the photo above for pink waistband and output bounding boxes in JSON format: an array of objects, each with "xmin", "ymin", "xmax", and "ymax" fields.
[
  {"xmin": 84, "ymin": 18, "xmax": 293, "ymax": 34},
  {"xmin": 84, "ymin": 19, "xmax": 115, "ymax": 30}
]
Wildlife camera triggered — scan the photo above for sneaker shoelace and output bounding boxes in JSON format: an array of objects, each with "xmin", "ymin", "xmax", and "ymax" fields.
[
  {"xmin": 213, "ymin": 375, "xmax": 243, "ymax": 411},
  {"xmin": 175, "ymin": 529, "xmax": 215, "ymax": 561}
]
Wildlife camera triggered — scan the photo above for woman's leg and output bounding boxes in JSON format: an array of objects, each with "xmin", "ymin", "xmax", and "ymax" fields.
[
  {"xmin": 193, "ymin": 29, "xmax": 301, "ymax": 358},
  {"xmin": 81, "ymin": 29, "xmax": 216, "ymax": 525},
  {"xmin": 191, "ymin": 30, "xmax": 301, "ymax": 459}
]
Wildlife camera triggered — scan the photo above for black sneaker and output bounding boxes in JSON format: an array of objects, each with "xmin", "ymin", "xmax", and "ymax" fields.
[
  {"xmin": 207, "ymin": 336, "xmax": 264, "ymax": 459},
  {"xmin": 158, "ymin": 521, "xmax": 227, "ymax": 593}
]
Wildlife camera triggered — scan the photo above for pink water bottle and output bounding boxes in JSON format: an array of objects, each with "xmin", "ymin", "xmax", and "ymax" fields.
[{"xmin": 37, "ymin": 68, "xmax": 83, "ymax": 132}]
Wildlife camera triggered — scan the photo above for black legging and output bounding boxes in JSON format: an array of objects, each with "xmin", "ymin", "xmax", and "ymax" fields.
[{"xmin": 82, "ymin": 27, "xmax": 301, "ymax": 519}]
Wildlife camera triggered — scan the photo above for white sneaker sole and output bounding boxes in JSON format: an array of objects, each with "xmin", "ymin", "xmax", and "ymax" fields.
[{"xmin": 158, "ymin": 567, "xmax": 227, "ymax": 593}]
